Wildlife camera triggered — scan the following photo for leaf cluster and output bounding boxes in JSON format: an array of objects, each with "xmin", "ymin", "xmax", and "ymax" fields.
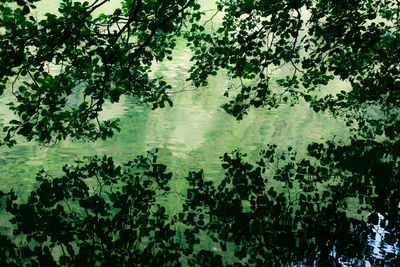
[
  {"xmin": 186, "ymin": 0, "xmax": 400, "ymax": 135},
  {"xmin": 0, "ymin": 0, "xmax": 200, "ymax": 146}
]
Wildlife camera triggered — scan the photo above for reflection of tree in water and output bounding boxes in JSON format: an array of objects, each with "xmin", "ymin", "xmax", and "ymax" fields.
[
  {"xmin": 181, "ymin": 139, "xmax": 400, "ymax": 265},
  {"xmin": 305, "ymin": 139, "xmax": 400, "ymax": 265},
  {"xmin": 1, "ymin": 137, "xmax": 399, "ymax": 265}
]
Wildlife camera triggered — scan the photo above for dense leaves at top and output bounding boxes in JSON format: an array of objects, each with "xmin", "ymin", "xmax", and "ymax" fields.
[
  {"xmin": 0, "ymin": 0, "xmax": 201, "ymax": 146},
  {"xmin": 187, "ymin": 0, "xmax": 400, "ymax": 136},
  {"xmin": 0, "ymin": 0, "xmax": 399, "ymax": 145}
]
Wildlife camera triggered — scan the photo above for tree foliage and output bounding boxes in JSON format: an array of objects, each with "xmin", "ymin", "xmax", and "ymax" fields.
[
  {"xmin": 0, "ymin": 0, "xmax": 202, "ymax": 146},
  {"xmin": 187, "ymin": 0, "xmax": 400, "ymax": 134},
  {"xmin": 0, "ymin": 0, "xmax": 400, "ymax": 266},
  {"xmin": 0, "ymin": 0, "xmax": 399, "ymax": 145}
]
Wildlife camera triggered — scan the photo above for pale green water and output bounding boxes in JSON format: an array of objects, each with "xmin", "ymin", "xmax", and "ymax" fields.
[{"xmin": 0, "ymin": 0, "xmax": 349, "ymax": 196}]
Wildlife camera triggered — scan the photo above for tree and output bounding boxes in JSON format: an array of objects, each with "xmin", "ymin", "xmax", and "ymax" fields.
[
  {"xmin": 187, "ymin": 0, "xmax": 400, "ymax": 134},
  {"xmin": 0, "ymin": 0, "xmax": 202, "ymax": 146},
  {"xmin": 0, "ymin": 0, "xmax": 400, "ymax": 265},
  {"xmin": 0, "ymin": 0, "xmax": 399, "ymax": 145}
]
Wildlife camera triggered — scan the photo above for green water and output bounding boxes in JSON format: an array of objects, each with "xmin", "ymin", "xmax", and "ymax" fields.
[
  {"xmin": 0, "ymin": 0, "xmax": 349, "ymax": 196},
  {"xmin": 7, "ymin": 1, "xmax": 393, "ymax": 265}
]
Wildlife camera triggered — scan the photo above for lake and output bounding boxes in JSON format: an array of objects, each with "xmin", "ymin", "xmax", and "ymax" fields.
[{"xmin": 4, "ymin": 0, "xmax": 395, "ymax": 265}]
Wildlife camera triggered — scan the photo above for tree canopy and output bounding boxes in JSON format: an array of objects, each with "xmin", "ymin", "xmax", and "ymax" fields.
[
  {"xmin": 187, "ymin": 0, "xmax": 400, "ymax": 138},
  {"xmin": 0, "ymin": 0, "xmax": 201, "ymax": 145},
  {"xmin": 0, "ymin": 0, "xmax": 398, "ymax": 145},
  {"xmin": 0, "ymin": 0, "xmax": 399, "ymax": 266}
]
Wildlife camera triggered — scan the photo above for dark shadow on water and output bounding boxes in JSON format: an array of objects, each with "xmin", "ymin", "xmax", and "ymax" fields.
[{"xmin": 0, "ymin": 138, "xmax": 399, "ymax": 266}]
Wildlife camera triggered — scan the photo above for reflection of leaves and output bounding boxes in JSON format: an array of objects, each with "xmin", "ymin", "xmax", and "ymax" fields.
[
  {"xmin": 181, "ymin": 140, "xmax": 400, "ymax": 265},
  {"xmin": 1, "ymin": 139, "xmax": 400, "ymax": 265},
  {"xmin": 1, "ymin": 151, "xmax": 180, "ymax": 266}
]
